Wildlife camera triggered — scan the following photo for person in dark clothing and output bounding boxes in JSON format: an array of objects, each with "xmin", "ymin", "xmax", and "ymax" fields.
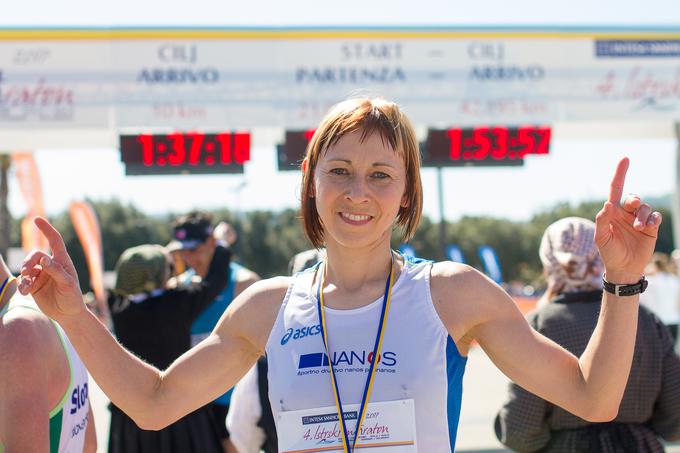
[
  {"xmin": 495, "ymin": 217, "xmax": 680, "ymax": 452},
  {"xmin": 168, "ymin": 212, "xmax": 260, "ymax": 453},
  {"xmin": 107, "ymin": 243, "xmax": 231, "ymax": 453}
]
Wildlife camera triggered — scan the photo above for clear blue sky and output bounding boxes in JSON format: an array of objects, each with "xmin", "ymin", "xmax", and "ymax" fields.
[{"xmin": 3, "ymin": 0, "xmax": 679, "ymax": 221}]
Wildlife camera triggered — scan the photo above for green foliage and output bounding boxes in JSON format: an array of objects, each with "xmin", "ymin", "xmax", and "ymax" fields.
[{"xmin": 10, "ymin": 197, "xmax": 677, "ymax": 292}]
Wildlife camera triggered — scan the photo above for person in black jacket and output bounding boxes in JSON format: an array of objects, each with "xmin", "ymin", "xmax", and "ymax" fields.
[
  {"xmin": 495, "ymin": 217, "xmax": 680, "ymax": 452},
  {"xmin": 107, "ymin": 242, "xmax": 231, "ymax": 453}
]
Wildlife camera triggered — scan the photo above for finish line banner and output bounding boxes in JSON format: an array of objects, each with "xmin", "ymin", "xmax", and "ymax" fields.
[{"xmin": 0, "ymin": 27, "xmax": 678, "ymax": 136}]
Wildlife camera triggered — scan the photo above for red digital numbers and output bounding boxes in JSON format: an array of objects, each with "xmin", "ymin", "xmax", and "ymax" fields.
[
  {"xmin": 187, "ymin": 132, "xmax": 203, "ymax": 165},
  {"xmin": 122, "ymin": 131, "xmax": 250, "ymax": 175},
  {"xmin": 167, "ymin": 132, "xmax": 186, "ymax": 166},
  {"xmin": 216, "ymin": 132, "xmax": 250, "ymax": 165},
  {"xmin": 425, "ymin": 126, "xmax": 551, "ymax": 167},
  {"xmin": 304, "ymin": 128, "xmax": 316, "ymax": 142},
  {"xmin": 137, "ymin": 134, "xmax": 154, "ymax": 166}
]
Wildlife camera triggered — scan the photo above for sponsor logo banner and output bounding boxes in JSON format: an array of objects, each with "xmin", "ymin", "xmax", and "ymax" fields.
[{"xmin": 596, "ymin": 40, "xmax": 680, "ymax": 58}]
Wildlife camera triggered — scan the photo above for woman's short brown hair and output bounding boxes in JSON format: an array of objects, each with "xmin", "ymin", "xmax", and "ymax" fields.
[{"xmin": 300, "ymin": 97, "xmax": 423, "ymax": 248}]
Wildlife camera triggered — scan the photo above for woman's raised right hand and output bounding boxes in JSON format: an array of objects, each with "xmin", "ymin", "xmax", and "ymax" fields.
[{"xmin": 18, "ymin": 217, "xmax": 87, "ymax": 321}]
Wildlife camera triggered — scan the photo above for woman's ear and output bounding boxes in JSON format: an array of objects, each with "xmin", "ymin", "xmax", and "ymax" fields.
[
  {"xmin": 400, "ymin": 192, "xmax": 408, "ymax": 208},
  {"xmin": 301, "ymin": 158, "xmax": 309, "ymax": 174}
]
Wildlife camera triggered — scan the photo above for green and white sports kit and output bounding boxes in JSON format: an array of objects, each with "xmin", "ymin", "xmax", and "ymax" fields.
[{"xmin": 0, "ymin": 294, "xmax": 91, "ymax": 453}]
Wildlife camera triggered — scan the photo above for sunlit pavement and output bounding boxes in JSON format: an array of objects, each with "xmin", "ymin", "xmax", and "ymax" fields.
[{"xmin": 89, "ymin": 347, "xmax": 680, "ymax": 452}]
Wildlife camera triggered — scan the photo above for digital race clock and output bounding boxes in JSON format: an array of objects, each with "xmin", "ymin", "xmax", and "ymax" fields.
[
  {"xmin": 119, "ymin": 131, "xmax": 251, "ymax": 175},
  {"xmin": 423, "ymin": 126, "xmax": 551, "ymax": 167}
]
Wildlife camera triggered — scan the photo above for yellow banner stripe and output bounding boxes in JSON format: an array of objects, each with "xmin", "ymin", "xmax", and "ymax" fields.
[{"xmin": 1, "ymin": 28, "xmax": 680, "ymax": 41}]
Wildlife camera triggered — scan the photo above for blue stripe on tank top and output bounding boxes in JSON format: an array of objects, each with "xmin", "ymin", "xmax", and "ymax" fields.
[{"xmin": 446, "ymin": 335, "xmax": 467, "ymax": 452}]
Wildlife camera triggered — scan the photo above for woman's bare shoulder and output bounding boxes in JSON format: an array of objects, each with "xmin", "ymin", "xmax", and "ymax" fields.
[
  {"xmin": 429, "ymin": 261, "xmax": 513, "ymax": 346},
  {"xmin": 430, "ymin": 261, "xmax": 486, "ymax": 288},
  {"xmin": 224, "ymin": 276, "xmax": 294, "ymax": 352},
  {"xmin": 232, "ymin": 276, "xmax": 292, "ymax": 312}
]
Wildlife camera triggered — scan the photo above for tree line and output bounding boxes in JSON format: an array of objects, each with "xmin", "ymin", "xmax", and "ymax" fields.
[{"xmin": 7, "ymin": 198, "xmax": 674, "ymax": 293}]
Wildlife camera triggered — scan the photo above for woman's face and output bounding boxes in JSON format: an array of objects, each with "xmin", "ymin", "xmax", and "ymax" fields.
[{"xmin": 313, "ymin": 129, "xmax": 408, "ymax": 250}]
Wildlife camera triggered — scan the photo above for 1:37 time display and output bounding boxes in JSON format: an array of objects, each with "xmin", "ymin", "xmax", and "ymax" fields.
[{"xmin": 119, "ymin": 131, "xmax": 251, "ymax": 175}]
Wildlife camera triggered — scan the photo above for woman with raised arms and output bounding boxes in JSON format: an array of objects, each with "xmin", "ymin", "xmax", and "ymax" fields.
[{"xmin": 19, "ymin": 98, "xmax": 661, "ymax": 453}]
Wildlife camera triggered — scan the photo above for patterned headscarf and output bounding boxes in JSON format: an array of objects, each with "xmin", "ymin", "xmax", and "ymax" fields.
[{"xmin": 539, "ymin": 217, "xmax": 603, "ymax": 295}]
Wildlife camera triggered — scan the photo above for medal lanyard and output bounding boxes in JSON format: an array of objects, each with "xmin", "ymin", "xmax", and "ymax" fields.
[
  {"xmin": 0, "ymin": 277, "xmax": 16, "ymax": 318},
  {"xmin": 316, "ymin": 253, "xmax": 395, "ymax": 453}
]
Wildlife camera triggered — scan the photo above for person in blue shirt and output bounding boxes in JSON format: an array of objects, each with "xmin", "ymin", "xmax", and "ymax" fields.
[{"xmin": 168, "ymin": 211, "xmax": 259, "ymax": 453}]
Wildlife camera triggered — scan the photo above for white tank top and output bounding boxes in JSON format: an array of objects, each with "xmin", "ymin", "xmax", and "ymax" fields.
[
  {"xmin": 265, "ymin": 257, "xmax": 467, "ymax": 452},
  {"xmin": 0, "ymin": 294, "xmax": 91, "ymax": 453}
]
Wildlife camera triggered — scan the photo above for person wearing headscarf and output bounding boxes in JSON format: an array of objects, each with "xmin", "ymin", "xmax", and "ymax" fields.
[
  {"xmin": 107, "ymin": 243, "xmax": 231, "ymax": 453},
  {"xmin": 495, "ymin": 217, "xmax": 680, "ymax": 452}
]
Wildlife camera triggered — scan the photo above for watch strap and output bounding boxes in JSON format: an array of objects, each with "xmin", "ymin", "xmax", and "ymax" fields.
[{"xmin": 602, "ymin": 276, "xmax": 648, "ymax": 297}]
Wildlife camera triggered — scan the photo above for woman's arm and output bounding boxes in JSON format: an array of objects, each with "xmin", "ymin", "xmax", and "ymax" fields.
[
  {"xmin": 436, "ymin": 263, "xmax": 640, "ymax": 421},
  {"xmin": 494, "ymin": 314, "xmax": 551, "ymax": 453},
  {"xmin": 18, "ymin": 217, "xmax": 284, "ymax": 430},
  {"xmin": 435, "ymin": 158, "xmax": 660, "ymax": 421}
]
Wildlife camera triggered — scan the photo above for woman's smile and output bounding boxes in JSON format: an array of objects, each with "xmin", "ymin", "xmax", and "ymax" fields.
[{"xmin": 338, "ymin": 212, "xmax": 373, "ymax": 225}]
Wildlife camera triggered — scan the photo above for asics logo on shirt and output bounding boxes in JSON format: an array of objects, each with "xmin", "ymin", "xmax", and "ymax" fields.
[{"xmin": 281, "ymin": 324, "xmax": 322, "ymax": 345}]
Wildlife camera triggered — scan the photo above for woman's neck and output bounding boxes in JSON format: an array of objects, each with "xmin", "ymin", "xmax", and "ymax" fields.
[{"xmin": 321, "ymin": 241, "xmax": 395, "ymax": 295}]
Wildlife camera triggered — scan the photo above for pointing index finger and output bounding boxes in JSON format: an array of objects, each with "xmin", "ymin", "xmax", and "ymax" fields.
[
  {"xmin": 33, "ymin": 216, "xmax": 66, "ymax": 257},
  {"xmin": 609, "ymin": 157, "xmax": 630, "ymax": 204}
]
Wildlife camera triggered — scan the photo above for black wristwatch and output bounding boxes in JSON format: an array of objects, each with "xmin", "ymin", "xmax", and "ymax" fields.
[{"xmin": 602, "ymin": 276, "xmax": 648, "ymax": 297}]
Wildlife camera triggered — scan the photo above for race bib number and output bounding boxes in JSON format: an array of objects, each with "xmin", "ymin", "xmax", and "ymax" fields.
[{"xmin": 277, "ymin": 399, "xmax": 417, "ymax": 452}]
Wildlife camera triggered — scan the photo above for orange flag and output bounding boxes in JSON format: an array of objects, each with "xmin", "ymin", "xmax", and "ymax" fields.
[
  {"xmin": 11, "ymin": 152, "xmax": 49, "ymax": 251},
  {"xmin": 69, "ymin": 201, "xmax": 105, "ymax": 302}
]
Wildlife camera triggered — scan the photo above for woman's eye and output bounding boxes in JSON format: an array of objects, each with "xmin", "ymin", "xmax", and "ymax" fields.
[
  {"xmin": 372, "ymin": 171, "xmax": 390, "ymax": 179},
  {"xmin": 330, "ymin": 168, "xmax": 349, "ymax": 175}
]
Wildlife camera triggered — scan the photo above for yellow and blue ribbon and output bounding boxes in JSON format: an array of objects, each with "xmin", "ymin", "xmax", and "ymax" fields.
[
  {"xmin": 0, "ymin": 277, "xmax": 16, "ymax": 317},
  {"xmin": 316, "ymin": 253, "xmax": 395, "ymax": 453}
]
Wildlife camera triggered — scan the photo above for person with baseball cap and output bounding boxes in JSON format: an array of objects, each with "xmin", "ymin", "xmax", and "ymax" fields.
[{"xmin": 169, "ymin": 211, "xmax": 260, "ymax": 453}]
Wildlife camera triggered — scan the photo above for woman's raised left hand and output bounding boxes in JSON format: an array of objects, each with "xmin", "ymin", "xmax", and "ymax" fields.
[{"xmin": 594, "ymin": 157, "xmax": 662, "ymax": 283}]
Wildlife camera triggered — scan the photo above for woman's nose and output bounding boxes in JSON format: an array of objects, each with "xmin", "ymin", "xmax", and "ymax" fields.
[{"xmin": 344, "ymin": 176, "xmax": 370, "ymax": 203}]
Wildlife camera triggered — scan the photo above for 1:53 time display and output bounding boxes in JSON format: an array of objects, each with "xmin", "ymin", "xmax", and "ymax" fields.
[
  {"xmin": 119, "ymin": 131, "xmax": 251, "ymax": 175},
  {"xmin": 424, "ymin": 126, "xmax": 551, "ymax": 167}
]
